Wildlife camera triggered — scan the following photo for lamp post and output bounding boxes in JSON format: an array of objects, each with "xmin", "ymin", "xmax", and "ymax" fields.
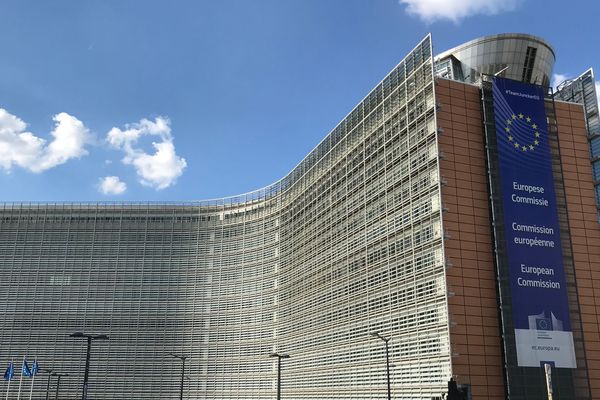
[
  {"xmin": 69, "ymin": 332, "xmax": 109, "ymax": 400},
  {"xmin": 169, "ymin": 354, "xmax": 188, "ymax": 400},
  {"xmin": 53, "ymin": 373, "xmax": 68, "ymax": 400},
  {"xmin": 42, "ymin": 369, "xmax": 53, "ymax": 400},
  {"xmin": 370, "ymin": 332, "xmax": 391, "ymax": 400},
  {"xmin": 269, "ymin": 353, "xmax": 290, "ymax": 400}
]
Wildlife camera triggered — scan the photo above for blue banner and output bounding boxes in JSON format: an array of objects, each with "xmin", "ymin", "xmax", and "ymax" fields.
[{"xmin": 492, "ymin": 77, "xmax": 576, "ymax": 368}]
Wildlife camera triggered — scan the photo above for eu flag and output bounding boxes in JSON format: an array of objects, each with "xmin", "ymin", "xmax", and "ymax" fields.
[
  {"xmin": 22, "ymin": 360, "xmax": 32, "ymax": 377},
  {"xmin": 3, "ymin": 363, "xmax": 14, "ymax": 381},
  {"xmin": 31, "ymin": 360, "xmax": 39, "ymax": 376}
]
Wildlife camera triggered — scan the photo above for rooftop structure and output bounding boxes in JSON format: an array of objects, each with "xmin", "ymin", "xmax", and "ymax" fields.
[{"xmin": 435, "ymin": 33, "xmax": 555, "ymax": 86}]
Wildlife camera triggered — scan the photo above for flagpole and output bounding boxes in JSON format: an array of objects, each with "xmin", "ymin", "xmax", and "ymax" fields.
[
  {"xmin": 5, "ymin": 359, "xmax": 14, "ymax": 400},
  {"xmin": 27, "ymin": 374, "xmax": 35, "ymax": 400},
  {"xmin": 28, "ymin": 358, "xmax": 37, "ymax": 400},
  {"xmin": 17, "ymin": 356, "xmax": 25, "ymax": 400}
]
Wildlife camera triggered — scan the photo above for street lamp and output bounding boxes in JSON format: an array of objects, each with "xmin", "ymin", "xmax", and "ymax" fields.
[
  {"xmin": 52, "ymin": 373, "xmax": 68, "ymax": 400},
  {"xmin": 69, "ymin": 332, "xmax": 109, "ymax": 400},
  {"xmin": 370, "ymin": 332, "xmax": 391, "ymax": 400},
  {"xmin": 169, "ymin": 353, "xmax": 188, "ymax": 400},
  {"xmin": 269, "ymin": 353, "xmax": 290, "ymax": 400},
  {"xmin": 42, "ymin": 369, "xmax": 53, "ymax": 400}
]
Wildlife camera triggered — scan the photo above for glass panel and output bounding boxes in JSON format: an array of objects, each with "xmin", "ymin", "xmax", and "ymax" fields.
[
  {"xmin": 591, "ymin": 137, "xmax": 600, "ymax": 158},
  {"xmin": 593, "ymin": 161, "xmax": 600, "ymax": 181}
]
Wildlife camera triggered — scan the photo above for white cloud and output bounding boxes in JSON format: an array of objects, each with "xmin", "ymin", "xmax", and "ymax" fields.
[
  {"xmin": 99, "ymin": 176, "xmax": 127, "ymax": 195},
  {"xmin": 36, "ymin": 113, "xmax": 92, "ymax": 172},
  {"xmin": 399, "ymin": 0, "xmax": 520, "ymax": 23},
  {"xmin": 0, "ymin": 108, "xmax": 91, "ymax": 173},
  {"xmin": 107, "ymin": 117, "xmax": 187, "ymax": 190},
  {"xmin": 551, "ymin": 73, "xmax": 570, "ymax": 90}
]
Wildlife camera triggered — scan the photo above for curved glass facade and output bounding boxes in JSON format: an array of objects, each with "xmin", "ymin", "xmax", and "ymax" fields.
[
  {"xmin": 435, "ymin": 33, "xmax": 555, "ymax": 87},
  {"xmin": 0, "ymin": 36, "xmax": 452, "ymax": 399}
]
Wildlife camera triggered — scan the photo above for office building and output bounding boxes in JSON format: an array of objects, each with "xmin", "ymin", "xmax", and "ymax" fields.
[
  {"xmin": 554, "ymin": 69, "xmax": 600, "ymax": 217},
  {"xmin": 1, "ymin": 33, "xmax": 599, "ymax": 399}
]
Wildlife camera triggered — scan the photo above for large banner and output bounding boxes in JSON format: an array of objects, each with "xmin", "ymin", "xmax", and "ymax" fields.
[{"xmin": 492, "ymin": 77, "xmax": 576, "ymax": 368}]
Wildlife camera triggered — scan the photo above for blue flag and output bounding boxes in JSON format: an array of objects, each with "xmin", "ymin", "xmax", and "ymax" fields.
[
  {"xmin": 3, "ymin": 363, "xmax": 14, "ymax": 381},
  {"xmin": 31, "ymin": 360, "xmax": 39, "ymax": 376},
  {"xmin": 22, "ymin": 360, "xmax": 32, "ymax": 377}
]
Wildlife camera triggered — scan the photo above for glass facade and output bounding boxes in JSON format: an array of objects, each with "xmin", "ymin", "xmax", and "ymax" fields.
[
  {"xmin": 554, "ymin": 69, "xmax": 600, "ymax": 219},
  {"xmin": 0, "ymin": 36, "xmax": 451, "ymax": 399}
]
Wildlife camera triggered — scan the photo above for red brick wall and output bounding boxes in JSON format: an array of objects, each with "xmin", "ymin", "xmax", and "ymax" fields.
[
  {"xmin": 555, "ymin": 101, "xmax": 600, "ymax": 398},
  {"xmin": 436, "ymin": 78, "xmax": 600, "ymax": 398},
  {"xmin": 436, "ymin": 78, "xmax": 505, "ymax": 400}
]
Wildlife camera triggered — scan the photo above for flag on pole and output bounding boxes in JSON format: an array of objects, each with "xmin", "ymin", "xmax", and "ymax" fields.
[
  {"xmin": 30, "ymin": 361, "xmax": 38, "ymax": 377},
  {"xmin": 21, "ymin": 361, "xmax": 32, "ymax": 378},
  {"xmin": 3, "ymin": 363, "xmax": 14, "ymax": 381}
]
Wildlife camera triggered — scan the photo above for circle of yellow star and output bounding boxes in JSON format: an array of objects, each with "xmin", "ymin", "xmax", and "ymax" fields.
[{"xmin": 503, "ymin": 114, "xmax": 542, "ymax": 153}]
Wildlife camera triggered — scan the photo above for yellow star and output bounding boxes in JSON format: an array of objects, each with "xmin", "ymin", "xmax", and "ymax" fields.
[
  {"xmin": 529, "ymin": 145, "xmax": 534, "ymax": 150},
  {"xmin": 506, "ymin": 119, "xmax": 512, "ymax": 125},
  {"xmin": 522, "ymin": 146, "xmax": 527, "ymax": 151},
  {"xmin": 534, "ymin": 139, "xmax": 539, "ymax": 145},
  {"xmin": 532, "ymin": 124, "xmax": 537, "ymax": 129},
  {"xmin": 534, "ymin": 132, "xmax": 540, "ymax": 137},
  {"xmin": 508, "ymin": 135, "xmax": 513, "ymax": 141},
  {"xmin": 518, "ymin": 113, "xmax": 524, "ymax": 119},
  {"xmin": 526, "ymin": 117, "xmax": 531, "ymax": 122},
  {"xmin": 505, "ymin": 127, "xmax": 510, "ymax": 132},
  {"xmin": 514, "ymin": 142, "xmax": 520, "ymax": 148},
  {"xmin": 512, "ymin": 114, "xmax": 517, "ymax": 119}
]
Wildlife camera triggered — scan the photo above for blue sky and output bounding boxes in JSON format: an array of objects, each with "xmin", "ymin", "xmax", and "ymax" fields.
[{"xmin": 0, "ymin": 0, "xmax": 598, "ymax": 201}]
